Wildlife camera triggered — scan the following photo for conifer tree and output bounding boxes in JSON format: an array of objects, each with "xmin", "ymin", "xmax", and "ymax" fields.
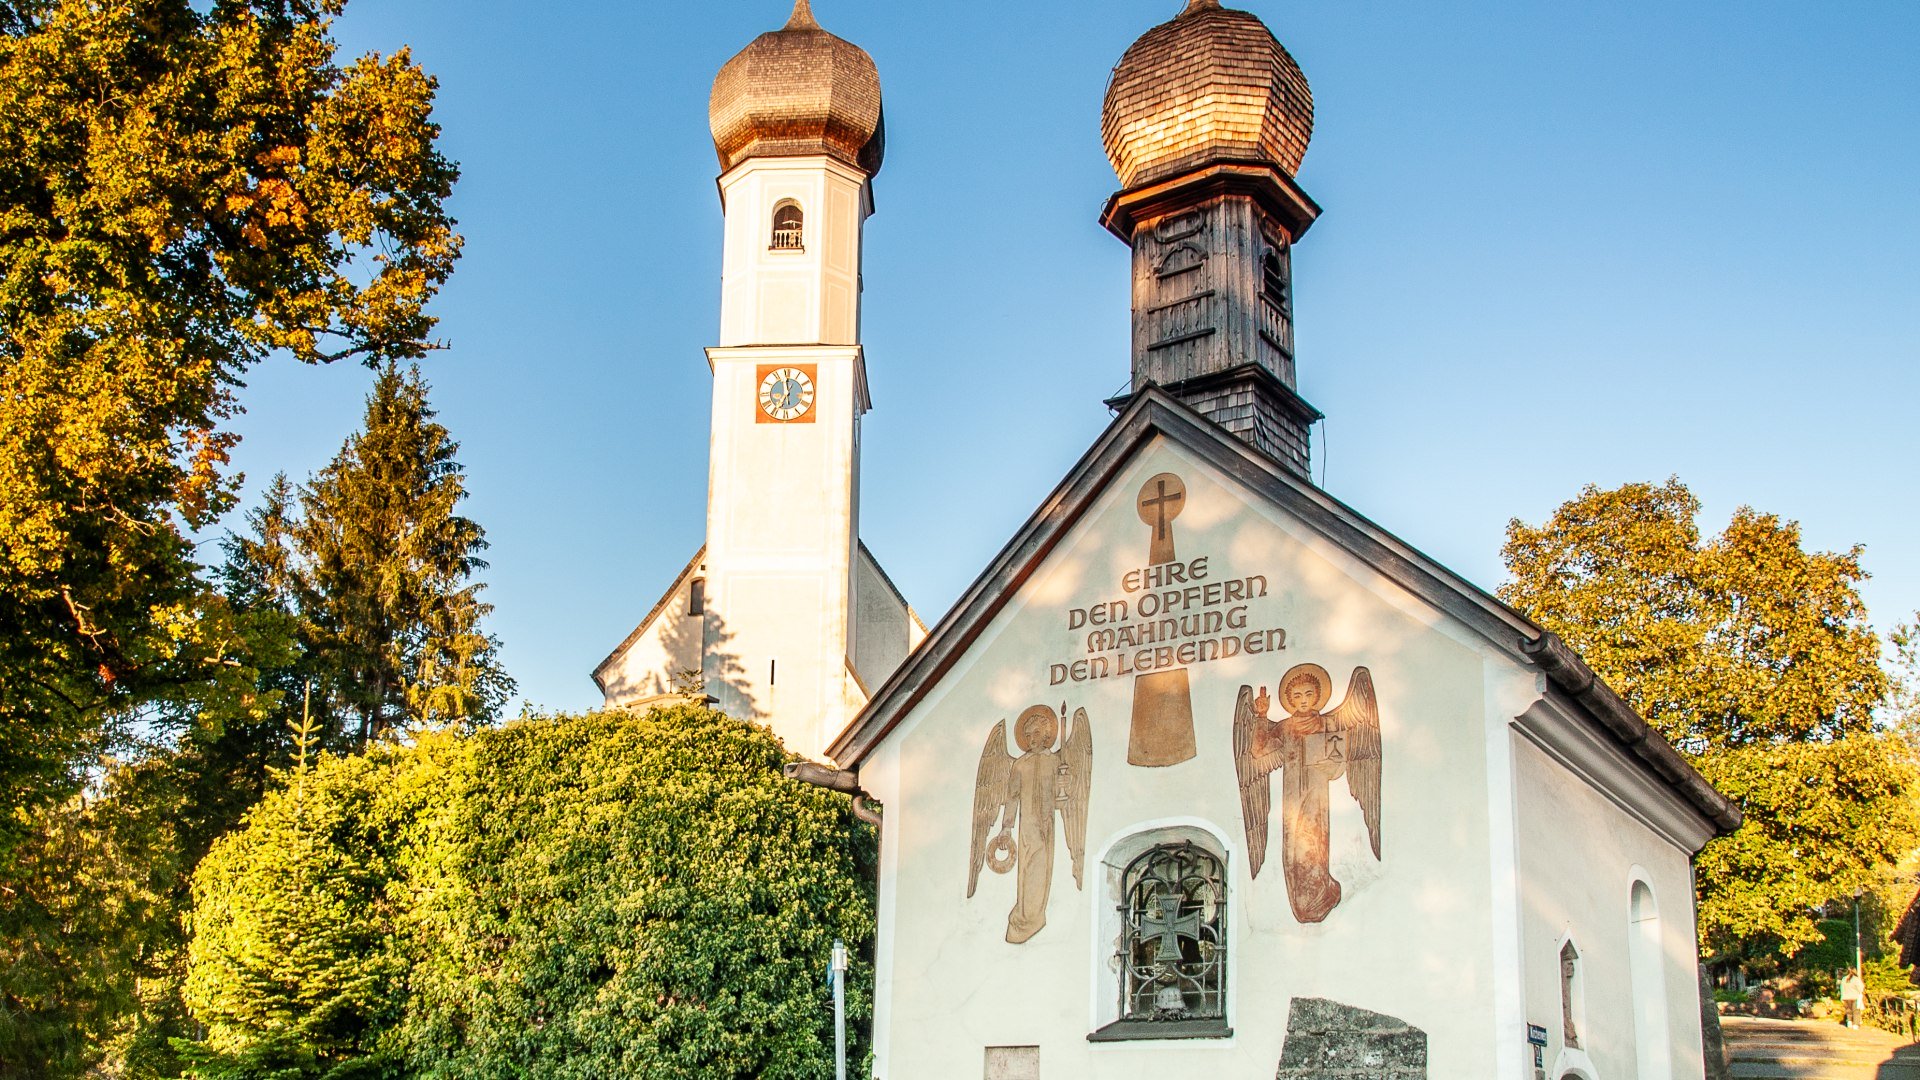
[
  {"xmin": 232, "ymin": 364, "xmax": 512, "ymax": 746},
  {"xmin": 0, "ymin": 0, "xmax": 461, "ymax": 854}
]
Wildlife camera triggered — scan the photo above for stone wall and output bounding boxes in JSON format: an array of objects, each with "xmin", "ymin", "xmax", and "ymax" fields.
[{"xmin": 1274, "ymin": 997, "xmax": 1427, "ymax": 1079}]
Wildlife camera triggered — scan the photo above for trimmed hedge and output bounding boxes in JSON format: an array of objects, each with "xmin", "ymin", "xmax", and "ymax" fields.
[{"xmin": 183, "ymin": 706, "xmax": 875, "ymax": 1078}]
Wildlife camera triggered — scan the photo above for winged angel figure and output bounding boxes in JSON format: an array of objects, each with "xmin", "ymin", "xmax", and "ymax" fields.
[
  {"xmin": 1233, "ymin": 663, "xmax": 1381, "ymax": 923},
  {"xmin": 967, "ymin": 703, "xmax": 1093, "ymax": 944}
]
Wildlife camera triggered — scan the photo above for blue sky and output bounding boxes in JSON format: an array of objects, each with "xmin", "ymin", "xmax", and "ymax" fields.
[{"xmin": 223, "ymin": 1, "xmax": 1920, "ymax": 713}]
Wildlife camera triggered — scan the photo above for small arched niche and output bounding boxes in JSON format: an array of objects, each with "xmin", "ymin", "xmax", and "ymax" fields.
[
  {"xmin": 770, "ymin": 199, "xmax": 804, "ymax": 251},
  {"xmin": 1560, "ymin": 938, "xmax": 1585, "ymax": 1049},
  {"xmin": 1630, "ymin": 879, "xmax": 1672, "ymax": 1079}
]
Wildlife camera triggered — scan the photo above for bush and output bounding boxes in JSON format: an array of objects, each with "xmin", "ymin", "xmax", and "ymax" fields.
[
  {"xmin": 180, "ymin": 706, "xmax": 876, "ymax": 1078},
  {"xmin": 183, "ymin": 746, "xmax": 427, "ymax": 1072}
]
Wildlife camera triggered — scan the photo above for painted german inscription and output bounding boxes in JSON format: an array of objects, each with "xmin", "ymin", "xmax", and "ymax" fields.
[
  {"xmin": 1046, "ymin": 472, "xmax": 1289, "ymax": 768},
  {"xmin": 1233, "ymin": 664, "xmax": 1382, "ymax": 923},
  {"xmin": 967, "ymin": 704, "xmax": 1093, "ymax": 944}
]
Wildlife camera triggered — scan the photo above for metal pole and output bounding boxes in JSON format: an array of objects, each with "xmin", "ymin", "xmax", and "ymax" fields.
[
  {"xmin": 832, "ymin": 938, "xmax": 848, "ymax": 1080},
  {"xmin": 1856, "ymin": 894, "xmax": 1865, "ymax": 980}
]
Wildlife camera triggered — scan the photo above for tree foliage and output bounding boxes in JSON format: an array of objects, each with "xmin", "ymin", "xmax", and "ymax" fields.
[
  {"xmin": 1502, "ymin": 478, "xmax": 1920, "ymax": 960},
  {"xmin": 183, "ymin": 745, "xmax": 424, "ymax": 1077},
  {"xmin": 2, "ymin": 769, "xmax": 193, "ymax": 1077},
  {"xmin": 183, "ymin": 706, "xmax": 877, "ymax": 1079},
  {"xmin": 0, "ymin": 0, "xmax": 459, "ymax": 852},
  {"xmin": 0, "ymin": 608, "xmax": 300, "ymax": 1078},
  {"xmin": 1888, "ymin": 615, "xmax": 1920, "ymax": 737},
  {"xmin": 225, "ymin": 364, "xmax": 511, "ymax": 747}
]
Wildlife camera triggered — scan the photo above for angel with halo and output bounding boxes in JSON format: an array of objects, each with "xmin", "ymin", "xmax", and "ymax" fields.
[
  {"xmin": 967, "ymin": 703, "xmax": 1093, "ymax": 944},
  {"xmin": 1233, "ymin": 662, "xmax": 1381, "ymax": 924}
]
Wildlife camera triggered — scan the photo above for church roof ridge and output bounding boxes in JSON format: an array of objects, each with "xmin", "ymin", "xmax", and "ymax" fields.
[{"xmin": 828, "ymin": 388, "xmax": 1739, "ymax": 835}]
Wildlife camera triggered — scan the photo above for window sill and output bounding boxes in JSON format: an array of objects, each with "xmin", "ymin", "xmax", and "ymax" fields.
[{"xmin": 1087, "ymin": 1019, "xmax": 1232, "ymax": 1043}]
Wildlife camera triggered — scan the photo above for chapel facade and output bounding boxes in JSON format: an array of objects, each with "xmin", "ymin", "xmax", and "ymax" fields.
[{"xmin": 609, "ymin": 2, "xmax": 1740, "ymax": 1078}]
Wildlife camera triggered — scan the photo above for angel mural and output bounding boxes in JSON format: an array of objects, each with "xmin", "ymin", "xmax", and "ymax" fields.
[
  {"xmin": 1233, "ymin": 663, "xmax": 1381, "ymax": 924},
  {"xmin": 967, "ymin": 703, "xmax": 1093, "ymax": 944}
]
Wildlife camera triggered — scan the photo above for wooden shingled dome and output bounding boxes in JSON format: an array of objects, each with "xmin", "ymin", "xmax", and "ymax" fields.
[
  {"xmin": 709, "ymin": 0, "xmax": 885, "ymax": 176},
  {"xmin": 1101, "ymin": 0, "xmax": 1313, "ymax": 189}
]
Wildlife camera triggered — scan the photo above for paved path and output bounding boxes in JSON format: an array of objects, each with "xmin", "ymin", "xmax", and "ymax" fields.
[{"xmin": 1723, "ymin": 1016, "xmax": 1920, "ymax": 1079}]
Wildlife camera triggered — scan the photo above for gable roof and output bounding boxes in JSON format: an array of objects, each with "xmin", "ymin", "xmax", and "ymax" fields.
[
  {"xmin": 829, "ymin": 387, "xmax": 1739, "ymax": 834},
  {"xmin": 590, "ymin": 545, "xmax": 706, "ymax": 694},
  {"xmin": 858, "ymin": 539, "xmax": 928, "ymax": 636}
]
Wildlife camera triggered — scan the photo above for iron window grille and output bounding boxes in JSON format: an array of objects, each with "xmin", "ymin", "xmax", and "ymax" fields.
[{"xmin": 1090, "ymin": 840, "xmax": 1230, "ymax": 1041}]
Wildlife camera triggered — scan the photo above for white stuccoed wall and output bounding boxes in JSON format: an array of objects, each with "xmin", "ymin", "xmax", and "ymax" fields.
[
  {"xmin": 861, "ymin": 439, "xmax": 1498, "ymax": 1076},
  {"xmin": 854, "ymin": 436, "xmax": 1710, "ymax": 1079},
  {"xmin": 703, "ymin": 342, "xmax": 865, "ymax": 758},
  {"xmin": 597, "ymin": 153, "xmax": 925, "ymax": 761},
  {"xmin": 593, "ymin": 556, "xmax": 704, "ymax": 707},
  {"xmin": 1513, "ymin": 736, "xmax": 1705, "ymax": 1080},
  {"xmin": 699, "ymin": 153, "xmax": 873, "ymax": 761},
  {"xmin": 717, "ymin": 155, "xmax": 868, "ymax": 347}
]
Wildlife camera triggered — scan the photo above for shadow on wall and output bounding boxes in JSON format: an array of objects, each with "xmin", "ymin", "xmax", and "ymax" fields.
[
  {"xmin": 596, "ymin": 594, "xmax": 758, "ymax": 722},
  {"xmin": 665, "ymin": 605, "xmax": 757, "ymax": 721}
]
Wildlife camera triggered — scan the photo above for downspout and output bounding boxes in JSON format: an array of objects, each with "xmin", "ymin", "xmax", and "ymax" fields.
[{"xmin": 785, "ymin": 761, "xmax": 883, "ymax": 828}]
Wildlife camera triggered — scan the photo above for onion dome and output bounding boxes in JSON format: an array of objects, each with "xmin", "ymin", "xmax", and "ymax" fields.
[
  {"xmin": 708, "ymin": 0, "xmax": 885, "ymax": 176},
  {"xmin": 1101, "ymin": 0, "xmax": 1313, "ymax": 189}
]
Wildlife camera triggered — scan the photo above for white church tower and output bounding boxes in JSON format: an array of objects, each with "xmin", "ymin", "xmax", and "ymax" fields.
[{"xmin": 593, "ymin": 0, "xmax": 923, "ymax": 761}]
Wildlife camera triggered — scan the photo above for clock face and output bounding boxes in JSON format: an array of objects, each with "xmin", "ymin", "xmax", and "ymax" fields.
[{"xmin": 757, "ymin": 366, "xmax": 816, "ymax": 422}]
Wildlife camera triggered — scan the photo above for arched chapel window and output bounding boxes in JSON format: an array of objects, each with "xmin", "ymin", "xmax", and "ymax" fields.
[
  {"xmin": 770, "ymin": 200, "xmax": 804, "ymax": 250},
  {"xmin": 1117, "ymin": 842, "xmax": 1226, "ymax": 1030}
]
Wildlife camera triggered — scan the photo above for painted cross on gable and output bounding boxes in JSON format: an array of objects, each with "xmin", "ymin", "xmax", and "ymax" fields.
[
  {"xmin": 1137, "ymin": 473, "xmax": 1186, "ymax": 566},
  {"xmin": 1128, "ymin": 472, "xmax": 1196, "ymax": 766}
]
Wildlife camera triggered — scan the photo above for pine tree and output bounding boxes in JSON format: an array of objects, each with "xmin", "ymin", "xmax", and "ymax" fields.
[{"xmin": 233, "ymin": 364, "xmax": 513, "ymax": 746}]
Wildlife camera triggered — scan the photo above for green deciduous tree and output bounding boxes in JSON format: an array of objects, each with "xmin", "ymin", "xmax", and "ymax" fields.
[
  {"xmin": 1502, "ymin": 478, "xmax": 1920, "ymax": 961},
  {"xmin": 1888, "ymin": 615, "xmax": 1920, "ymax": 736},
  {"xmin": 0, "ymin": 727, "xmax": 311, "ymax": 1079},
  {"xmin": 0, "ymin": 0, "xmax": 459, "ymax": 852},
  {"xmin": 0, "ymin": 594, "xmax": 299, "ymax": 1078},
  {"xmin": 0, "ymin": 2, "xmax": 459, "ymax": 1069},
  {"xmin": 2, "ymin": 773, "xmax": 191, "ymax": 1077},
  {"xmin": 181, "ymin": 706, "xmax": 876, "ymax": 1078},
  {"xmin": 226, "ymin": 364, "xmax": 512, "ymax": 747}
]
